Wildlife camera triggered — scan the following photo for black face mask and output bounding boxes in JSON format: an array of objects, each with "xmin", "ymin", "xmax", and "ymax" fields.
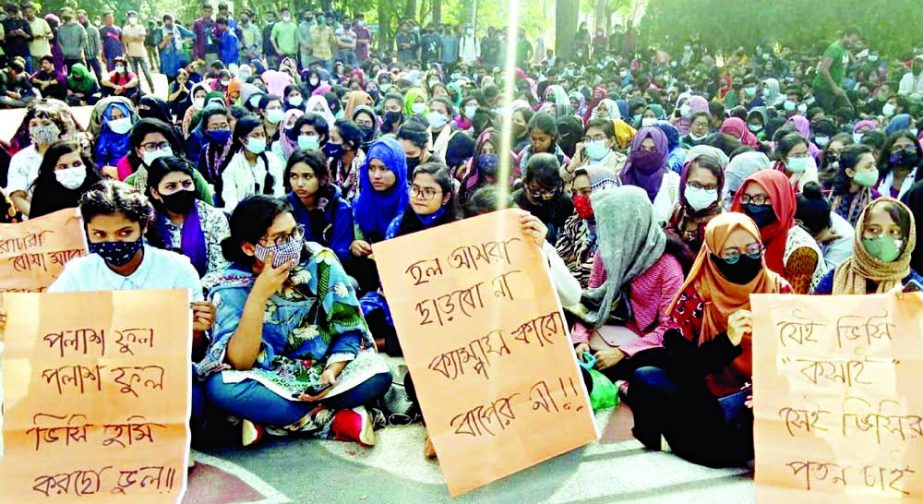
[
  {"xmin": 742, "ymin": 203, "xmax": 776, "ymax": 228},
  {"xmin": 383, "ymin": 111, "xmax": 404, "ymax": 127},
  {"xmin": 358, "ymin": 124, "xmax": 374, "ymax": 143},
  {"xmin": 712, "ymin": 253, "xmax": 763, "ymax": 285},
  {"xmin": 160, "ymin": 189, "xmax": 196, "ymax": 214},
  {"xmin": 406, "ymin": 156, "xmax": 421, "ymax": 172}
]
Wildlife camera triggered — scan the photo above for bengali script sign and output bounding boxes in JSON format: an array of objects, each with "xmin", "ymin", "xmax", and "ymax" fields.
[
  {"xmin": 0, "ymin": 289, "xmax": 192, "ymax": 503},
  {"xmin": 373, "ymin": 209, "xmax": 598, "ymax": 496},
  {"xmin": 0, "ymin": 207, "xmax": 87, "ymax": 293},
  {"xmin": 752, "ymin": 293, "xmax": 923, "ymax": 503}
]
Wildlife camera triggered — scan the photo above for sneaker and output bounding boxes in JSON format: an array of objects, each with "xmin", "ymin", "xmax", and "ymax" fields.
[
  {"xmin": 367, "ymin": 406, "xmax": 388, "ymax": 430},
  {"xmin": 242, "ymin": 419, "xmax": 264, "ymax": 447},
  {"xmin": 331, "ymin": 406, "xmax": 376, "ymax": 446}
]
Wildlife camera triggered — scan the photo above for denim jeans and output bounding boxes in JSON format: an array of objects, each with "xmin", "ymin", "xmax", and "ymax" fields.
[
  {"xmin": 129, "ymin": 56, "xmax": 154, "ymax": 91},
  {"xmin": 205, "ymin": 370, "xmax": 392, "ymax": 425}
]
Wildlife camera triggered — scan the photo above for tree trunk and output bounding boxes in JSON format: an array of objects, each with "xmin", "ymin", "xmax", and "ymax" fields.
[
  {"xmin": 555, "ymin": 0, "xmax": 579, "ymax": 60},
  {"xmin": 378, "ymin": 0, "xmax": 393, "ymax": 53},
  {"xmin": 433, "ymin": 0, "xmax": 442, "ymax": 25},
  {"xmin": 404, "ymin": 0, "xmax": 417, "ymax": 22},
  {"xmin": 594, "ymin": 0, "xmax": 609, "ymax": 34}
]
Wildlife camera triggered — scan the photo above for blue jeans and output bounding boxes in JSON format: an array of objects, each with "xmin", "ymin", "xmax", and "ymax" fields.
[{"xmin": 205, "ymin": 370, "xmax": 392, "ymax": 425}]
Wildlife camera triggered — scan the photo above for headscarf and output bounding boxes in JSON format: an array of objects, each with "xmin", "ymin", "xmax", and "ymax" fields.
[
  {"xmin": 279, "ymin": 109, "xmax": 304, "ymax": 159},
  {"xmin": 343, "ymin": 91, "xmax": 373, "ymax": 121},
  {"xmin": 853, "ymin": 120, "xmax": 878, "ymax": 133},
  {"xmin": 724, "ymin": 151, "xmax": 772, "ymax": 200},
  {"xmin": 581, "ymin": 186, "xmax": 666, "ymax": 329},
  {"xmin": 593, "ymin": 98, "xmax": 621, "ymax": 121},
  {"xmin": 576, "ymin": 165, "xmax": 620, "ymax": 192},
  {"xmin": 730, "ymin": 170, "xmax": 796, "ymax": 274},
  {"xmin": 684, "ymin": 145, "xmax": 729, "ymax": 168},
  {"xmin": 311, "ymin": 84, "xmax": 332, "ymax": 97},
  {"xmin": 261, "ymin": 68, "xmax": 293, "ymax": 97},
  {"xmin": 446, "ymin": 82, "xmax": 464, "ymax": 108},
  {"xmin": 654, "ymin": 121, "xmax": 680, "ymax": 152},
  {"xmin": 762, "ymin": 78, "xmax": 783, "ymax": 107},
  {"xmin": 569, "ymin": 91, "xmax": 586, "ymax": 118},
  {"xmin": 886, "ymin": 114, "xmax": 913, "ymax": 137},
  {"xmin": 646, "ymin": 104, "xmax": 666, "ymax": 120},
  {"xmin": 226, "ymin": 78, "xmax": 242, "ymax": 104},
  {"xmin": 669, "ymin": 212, "xmax": 785, "ymax": 344},
  {"xmin": 613, "ymin": 119, "xmax": 636, "ymax": 149},
  {"xmin": 786, "ymin": 115, "xmax": 820, "ymax": 157},
  {"xmin": 94, "ymin": 102, "xmax": 132, "ymax": 165},
  {"xmin": 675, "ymin": 95, "xmax": 709, "ymax": 136},
  {"xmin": 67, "ymin": 63, "xmax": 97, "ymax": 94},
  {"xmin": 831, "ymin": 198, "xmax": 916, "ymax": 294},
  {"xmin": 583, "ymin": 86, "xmax": 608, "ymax": 123},
  {"xmin": 620, "ymin": 126, "xmax": 669, "ymax": 200},
  {"xmin": 404, "ymin": 88, "xmax": 428, "ymax": 117},
  {"xmin": 354, "ymin": 137, "xmax": 409, "ymax": 241},
  {"xmin": 138, "ymin": 95, "xmax": 172, "ymax": 124},
  {"xmin": 305, "ymin": 95, "xmax": 336, "ymax": 129},
  {"xmin": 720, "ymin": 117, "xmax": 759, "ymax": 147},
  {"xmin": 615, "ymin": 99, "xmax": 629, "ymax": 120}
]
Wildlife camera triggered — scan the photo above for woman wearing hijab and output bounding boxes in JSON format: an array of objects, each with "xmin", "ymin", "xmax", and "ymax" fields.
[
  {"xmin": 785, "ymin": 115, "xmax": 820, "ymax": 158},
  {"xmin": 731, "ymin": 170, "xmax": 826, "ymax": 293},
  {"xmin": 305, "ymin": 94, "xmax": 337, "ymax": 129},
  {"xmin": 719, "ymin": 117, "xmax": 759, "ymax": 148},
  {"xmin": 404, "ymin": 87, "xmax": 428, "ymax": 118},
  {"xmin": 722, "ymin": 151, "xmax": 771, "ymax": 208},
  {"xmin": 830, "ymin": 144, "xmax": 881, "ymax": 226},
  {"xmin": 673, "ymin": 95, "xmax": 709, "ymax": 137},
  {"xmin": 619, "ymin": 126, "xmax": 680, "ymax": 225},
  {"xmin": 629, "ymin": 213, "xmax": 790, "ymax": 468},
  {"xmin": 343, "ymin": 90, "xmax": 373, "ymax": 122},
  {"xmin": 592, "ymin": 98, "xmax": 622, "ymax": 122},
  {"xmin": 65, "ymin": 63, "xmax": 100, "ymax": 106},
  {"xmin": 570, "ymin": 186, "xmax": 689, "ymax": 382},
  {"xmin": 670, "ymin": 155, "xmax": 725, "ymax": 253},
  {"xmin": 348, "ymin": 137, "xmax": 409, "ymax": 293},
  {"xmin": 555, "ymin": 166, "xmax": 620, "ymax": 288},
  {"xmin": 270, "ymin": 109, "xmax": 305, "ymax": 162},
  {"xmin": 94, "ymin": 101, "xmax": 134, "ymax": 169},
  {"xmin": 877, "ymin": 130, "xmax": 923, "ymax": 200},
  {"xmin": 773, "ymin": 132, "xmax": 819, "ymax": 191},
  {"xmin": 813, "ymin": 198, "xmax": 920, "ymax": 294}
]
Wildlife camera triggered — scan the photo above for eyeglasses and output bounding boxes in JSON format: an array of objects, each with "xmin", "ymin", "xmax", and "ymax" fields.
[
  {"xmin": 528, "ymin": 184, "xmax": 557, "ymax": 201},
  {"xmin": 410, "ymin": 185, "xmax": 442, "ymax": 201},
  {"xmin": 584, "ymin": 134, "xmax": 607, "ymax": 142},
  {"xmin": 718, "ymin": 242, "xmax": 763, "ymax": 264},
  {"xmin": 141, "ymin": 141, "xmax": 170, "ymax": 151},
  {"xmin": 260, "ymin": 224, "xmax": 305, "ymax": 247},
  {"xmin": 687, "ymin": 181, "xmax": 718, "ymax": 191},
  {"xmin": 739, "ymin": 194, "xmax": 770, "ymax": 206}
]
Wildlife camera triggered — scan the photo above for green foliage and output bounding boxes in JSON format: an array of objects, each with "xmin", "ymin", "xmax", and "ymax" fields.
[{"xmin": 639, "ymin": 0, "xmax": 922, "ymax": 59}]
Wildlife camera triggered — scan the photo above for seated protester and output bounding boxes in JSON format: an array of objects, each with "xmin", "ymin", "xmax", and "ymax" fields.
[
  {"xmin": 876, "ymin": 130, "xmax": 923, "ymax": 200},
  {"xmin": 269, "ymin": 109, "xmax": 304, "ymax": 162},
  {"xmin": 348, "ymin": 137, "xmax": 409, "ymax": 293},
  {"xmin": 221, "ymin": 116, "xmax": 285, "ymax": 212},
  {"xmin": 305, "ymin": 94, "xmax": 337, "ymax": 129},
  {"xmin": 94, "ymin": 101, "xmax": 135, "ymax": 170},
  {"xmin": 772, "ymin": 132, "xmax": 818, "ymax": 192},
  {"xmin": 570, "ymin": 186, "xmax": 690, "ymax": 383},
  {"xmin": 745, "ymin": 107, "xmax": 769, "ymax": 141},
  {"xmin": 289, "ymin": 112, "xmax": 330, "ymax": 154},
  {"xmin": 0, "ymin": 59, "xmax": 38, "ymax": 108},
  {"xmin": 829, "ymin": 144, "xmax": 881, "ymax": 227},
  {"xmin": 327, "ymin": 119, "xmax": 365, "ymax": 201},
  {"xmin": 443, "ymin": 131, "xmax": 477, "ymax": 183},
  {"xmin": 364, "ymin": 163, "xmax": 460, "ymax": 356},
  {"xmin": 681, "ymin": 112, "xmax": 712, "ymax": 148},
  {"xmin": 860, "ymin": 130, "xmax": 887, "ymax": 161},
  {"xmin": 198, "ymin": 195, "xmax": 392, "ymax": 446},
  {"xmin": 168, "ymin": 69, "xmax": 194, "ymax": 120},
  {"xmin": 65, "ymin": 63, "xmax": 101, "ymax": 106},
  {"xmin": 352, "ymin": 105, "xmax": 378, "ymax": 146},
  {"xmin": 669, "ymin": 154, "xmax": 725, "ymax": 253},
  {"xmin": 629, "ymin": 213, "xmax": 791, "ymax": 468},
  {"xmin": 136, "ymin": 96, "xmax": 178, "ymax": 129},
  {"xmin": 285, "ymin": 149, "xmax": 353, "ymax": 263},
  {"xmin": 654, "ymin": 121, "xmax": 687, "ymax": 175},
  {"xmin": 796, "ymin": 182, "xmax": 854, "ymax": 270},
  {"xmin": 555, "ymin": 166, "xmax": 620, "ymax": 288},
  {"xmin": 398, "ymin": 119, "xmax": 441, "ymax": 170},
  {"xmin": 258, "ymin": 94, "xmax": 285, "ymax": 144},
  {"xmin": 518, "ymin": 112, "xmax": 570, "ymax": 177},
  {"xmin": 511, "ymin": 106, "xmax": 533, "ymax": 154},
  {"xmin": 722, "ymin": 151, "xmax": 772, "ymax": 209},
  {"xmin": 182, "ymin": 82, "xmax": 213, "ymax": 137},
  {"xmin": 46, "ymin": 180, "xmax": 215, "ymax": 430},
  {"xmin": 563, "ymin": 119, "xmax": 628, "ymax": 185},
  {"xmin": 283, "ymin": 84, "xmax": 305, "ymax": 112},
  {"xmin": 901, "ymin": 181, "xmax": 923, "ymax": 274},
  {"xmin": 123, "ymin": 119, "xmax": 214, "ymax": 205},
  {"xmin": 145, "ymin": 156, "xmax": 231, "ymax": 292},
  {"xmin": 31, "ymin": 56, "xmax": 65, "ymax": 100},
  {"xmin": 380, "ymin": 94, "xmax": 406, "ymax": 135},
  {"xmin": 814, "ymin": 198, "xmax": 921, "ymax": 294},
  {"xmin": 6, "ymin": 101, "xmax": 66, "ymax": 215},
  {"xmin": 620, "ymin": 126, "xmax": 681, "ymax": 225},
  {"xmin": 731, "ymin": 170, "xmax": 826, "ymax": 293},
  {"xmin": 28, "ymin": 140, "xmax": 103, "ymax": 218},
  {"xmin": 512, "ymin": 153, "xmax": 574, "ymax": 244},
  {"xmin": 458, "ymin": 128, "xmax": 512, "ymax": 203},
  {"xmin": 101, "ymin": 56, "xmax": 140, "ymax": 100},
  {"xmin": 817, "ymin": 132, "xmax": 854, "ymax": 191},
  {"xmin": 428, "ymin": 96, "xmax": 456, "ymax": 161},
  {"xmin": 195, "ymin": 107, "xmax": 235, "ymax": 195}
]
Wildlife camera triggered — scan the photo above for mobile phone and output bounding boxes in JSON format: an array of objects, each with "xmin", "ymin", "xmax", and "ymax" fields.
[
  {"xmin": 903, "ymin": 279, "xmax": 923, "ymax": 293},
  {"xmin": 292, "ymin": 382, "xmax": 333, "ymax": 399}
]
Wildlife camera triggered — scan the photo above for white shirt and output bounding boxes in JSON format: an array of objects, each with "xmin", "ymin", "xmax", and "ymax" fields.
[
  {"xmin": 822, "ymin": 212, "xmax": 854, "ymax": 270},
  {"xmin": 876, "ymin": 167, "xmax": 917, "ymax": 201},
  {"xmin": 221, "ymin": 151, "xmax": 285, "ymax": 212},
  {"xmin": 898, "ymin": 71, "xmax": 923, "ymax": 98},
  {"xmin": 459, "ymin": 34, "xmax": 480, "ymax": 64},
  {"xmin": 652, "ymin": 171, "xmax": 681, "ymax": 225},
  {"xmin": 542, "ymin": 241, "xmax": 580, "ymax": 307},
  {"xmin": 49, "ymin": 244, "xmax": 204, "ymax": 301},
  {"xmin": 6, "ymin": 145, "xmax": 43, "ymax": 196}
]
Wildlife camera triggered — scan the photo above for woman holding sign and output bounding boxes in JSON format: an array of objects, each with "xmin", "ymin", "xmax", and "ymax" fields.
[
  {"xmin": 813, "ymin": 198, "xmax": 921, "ymax": 294},
  {"xmin": 199, "ymin": 195, "xmax": 392, "ymax": 447},
  {"xmin": 628, "ymin": 213, "xmax": 790, "ymax": 468}
]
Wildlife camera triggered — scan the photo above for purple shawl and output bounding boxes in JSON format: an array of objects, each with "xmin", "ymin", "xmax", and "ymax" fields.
[
  {"xmin": 620, "ymin": 127, "xmax": 669, "ymax": 201},
  {"xmin": 157, "ymin": 201, "xmax": 208, "ymax": 277}
]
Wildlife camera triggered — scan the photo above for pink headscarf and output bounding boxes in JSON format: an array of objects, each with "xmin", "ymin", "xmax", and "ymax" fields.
[
  {"xmin": 721, "ymin": 117, "xmax": 759, "ymax": 147},
  {"xmin": 675, "ymin": 95, "xmax": 710, "ymax": 136},
  {"xmin": 853, "ymin": 119, "xmax": 879, "ymax": 133},
  {"xmin": 279, "ymin": 109, "xmax": 304, "ymax": 159},
  {"xmin": 261, "ymin": 69, "xmax": 293, "ymax": 98},
  {"xmin": 311, "ymin": 84, "xmax": 332, "ymax": 97},
  {"xmin": 786, "ymin": 115, "xmax": 820, "ymax": 158}
]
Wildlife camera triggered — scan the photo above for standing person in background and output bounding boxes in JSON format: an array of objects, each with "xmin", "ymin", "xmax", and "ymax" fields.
[
  {"xmin": 23, "ymin": 3, "xmax": 51, "ymax": 66},
  {"xmin": 3, "ymin": 4, "xmax": 34, "ymax": 73},
  {"xmin": 78, "ymin": 10, "xmax": 103, "ymax": 83},
  {"xmin": 353, "ymin": 13, "xmax": 371, "ymax": 64},
  {"xmin": 157, "ymin": 14, "xmax": 195, "ymax": 83},
  {"xmin": 122, "ymin": 11, "xmax": 154, "ymax": 93},
  {"xmin": 439, "ymin": 24, "xmax": 459, "ymax": 71},
  {"xmin": 99, "ymin": 11, "xmax": 123, "ymax": 71},
  {"xmin": 215, "ymin": 17, "xmax": 239, "ymax": 67},
  {"xmin": 271, "ymin": 8, "xmax": 298, "ymax": 65},
  {"xmin": 395, "ymin": 22, "xmax": 418, "ymax": 64},
  {"xmin": 216, "ymin": 3, "xmax": 239, "ymax": 35},
  {"xmin": 192, "ymin": 3, "xmax": 217, "ymax": 65},
  {"xmin": 334, "ymin": 16, "xmax": 357, "ymax": 69},
  {"xmin": 419, "ymin": 25, "xmax": 441, "ymax": 68},
  {"xmin": 481, "ymin": 28, "xmax": 500, "ymax": 68},
  {"xmin": 459, "ymin": 23, "xmax": 478, "ymax": 66},
  {"xmin": 261, "ymin": 11, "xmax": 277, "ymax": 67},
  {"xmin": 297, "ymin": 12, "xmax": 315, "ymax": 70},
  {"xmin": 56, "ymin": 8, "xmax": 87, "ymax": 74},
  {"xmin": 144, "ymin": 20, "xmax": 160, "ymax": 73},
  {"xmin": 812, "ymin": 27, "xmax": 862, "ymax": 113},
  {"xmin": 238, "ymin": 11, "xmax": 262, "ymax": 65},
  {"xmin": 310, "ymin": 13, "xmax": 334, "ymax": 71}
]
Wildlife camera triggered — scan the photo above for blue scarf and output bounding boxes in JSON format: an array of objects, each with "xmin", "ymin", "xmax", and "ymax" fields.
[
  {"xmin": 416, "ymin": 206, "xmax": 446, "ymax": 227},
  {"xmin": 156, "ymin": 201, "xmax": 208, "ymax": 277},
  {"xmin": 353, "ymin": 137, "xmax": 409, "ymax": 242}
]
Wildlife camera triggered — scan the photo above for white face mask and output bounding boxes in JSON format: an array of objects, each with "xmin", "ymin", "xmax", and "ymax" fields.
[
  {"xmin": 411, "ymin": 102, "xmax": 427, "ymax": 115},
  {"xmin": 142, "ymin": 146, "xmax": 173, "ymax": 167},
  {"xmin": 288, "ymin": 95, "xmax": 304, "ymax": 107},
  {"xmin": 883, "ymin": 103, "xmax": 896, "ymax": 117},
  {"xmin": 689, "ymin": 131, "xmax": 708, "ymax": 141},
  {"xmin": 108, "ymin": 117, "xmax": 133, "ymax": 135},
  {"xmin": 464, "ymin": 104, "xmax": 477, "ymax": 119},
  {"xmin": 427, "ymin": 111, "xmax": 448, "ymax": 129},
  {"xmin": 55, "ymin": 165, "xmax": 87, "ymax": 190},
  {"xmin": 220, "ymin": 79, "xmax": 230, "ymax": 87},
  {"xmin": 194, "ymin": 97, "xmax": 205, "ymax": 110},
  {"xmin": 748, "ymin": 123, "xmax": 762, "ymax": 132},
  {"xmin": 814, "ymin": 136, "xmax": 830, "ymax": 148},
  {"xmin": 684, "ymin": 186, "xmax": 718, "ymax": 212},
  {"xmin": 641, "ymin": 117, "xmax": 657, "ymax": 127},
  {"xmin": 853, "ymin": 132, "xmax": 865, "ymax": 144},
  {"xmin": 679, "ymin": 104, "xmax": 691, "ymax": 118}
]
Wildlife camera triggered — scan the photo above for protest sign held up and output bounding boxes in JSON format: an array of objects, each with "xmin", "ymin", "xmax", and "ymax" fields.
[
  {"xmin": 752, "ymin": 293, "xmax": 923, "ymax": 503},
  {"xmin": 0, "ymin": 289, "xmax": 192, "ymax": 503},
  {"xmin": 373, "ymin": 209, "xmax": 599, "ymax": 496},
  {"xmin": 0, "ymin": 208, "xmax": 87, "ymax": 293}
]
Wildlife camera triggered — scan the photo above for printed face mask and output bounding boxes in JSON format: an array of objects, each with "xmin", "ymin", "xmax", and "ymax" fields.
[
  {"xmin": 30, "ymin": 123, "xmax": 61, "ymax": 145},
  {"xmin": 254, "ymin": 236, "xmax": 302, "ymax": 268},
  {"xmin": 88, "ymin": 237, "xmax": 143, "ymax": 267},
  {"xmin": 55, "ymin": 165, "xmax": 87, "ymax": 190},
  {"xmin": 862, "ymin": 235, "xmax": 902, "ymax": 263},
  {"xmin": 572, "ymin": 194, "xmax": 593, "ymax": 219}
]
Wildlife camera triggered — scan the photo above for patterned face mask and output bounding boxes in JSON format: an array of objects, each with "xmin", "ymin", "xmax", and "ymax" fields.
[
  {"xmin": 254, "ymin": 232, "xmax": 303, "ymax": 268},
  {"xmin": 88, "ymin": 237, "xmax": 143, "ymax": 266}
]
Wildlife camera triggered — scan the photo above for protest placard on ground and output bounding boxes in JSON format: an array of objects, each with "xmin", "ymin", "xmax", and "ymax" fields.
[
  {"xmin": 373, "ymin": 209, "xmax": 598, "ymax": 496},
  {"xmin": 752, "ymin": 293, "xmax": 923, "ymax": 503},
  {"xmin": 0, "ymin": 289, "xmax": 192, "ymax": 503}
]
